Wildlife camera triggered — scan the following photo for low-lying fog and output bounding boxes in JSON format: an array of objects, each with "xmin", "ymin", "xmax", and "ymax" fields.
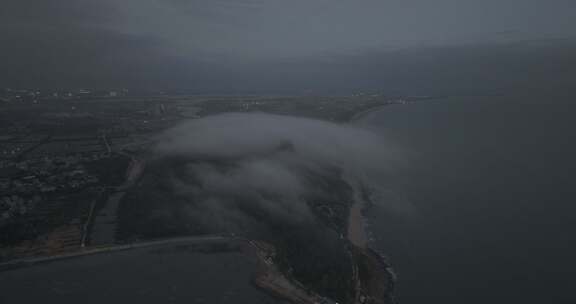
[{"xmin": 152, "ymin": 113, "xmax": 408, "ymax": 233}]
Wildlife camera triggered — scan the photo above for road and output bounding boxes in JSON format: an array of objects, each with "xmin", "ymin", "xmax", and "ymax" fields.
[{"xmin": 0, "ymin": 234, "xmax": 230, "ymax": 272}]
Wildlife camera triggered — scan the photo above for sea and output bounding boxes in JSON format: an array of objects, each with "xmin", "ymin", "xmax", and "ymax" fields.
[
  {"xmin": 361, "ymin": 93, "xmax": 576, "ymax": 303},
  {"xmin": 0, "ymin": 242, "xmax": 281, "ymax": 304}
]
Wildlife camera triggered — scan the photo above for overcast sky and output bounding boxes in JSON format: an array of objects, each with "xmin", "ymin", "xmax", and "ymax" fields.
[
  {"xmin": 1, "ymin": 0, "xmax": 575, "ymax": 91},
  {"xmin": 109, "ymin": 0, "xmax": 576, "ymax": 58}
]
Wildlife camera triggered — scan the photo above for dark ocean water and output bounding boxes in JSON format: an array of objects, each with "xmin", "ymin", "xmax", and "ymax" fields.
[
  {"xmin": 0, "ymin": 243, "xmax": 280, "ymax": 304},
  {"xmin": 362, "ymin": 94, "xmax": 576, "ymax": 304}
]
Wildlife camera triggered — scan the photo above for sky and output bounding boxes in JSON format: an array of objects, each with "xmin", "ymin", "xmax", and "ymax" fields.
[{"xmin": 1, "ymin": 0, "xmax": 575, "ymax": 92}]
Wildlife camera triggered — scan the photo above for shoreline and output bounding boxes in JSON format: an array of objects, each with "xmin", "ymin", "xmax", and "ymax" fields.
[
  {"xmin": 0, "ymin": 234, "xmax": 231, "ymax": 272},
  {"xmin": 1, "ymin": 235, "xmax": 324, "ymax": 304},
  {"xmin": 347, "ymin": 200, "xmax": 368, "ymax": 248},
  {"xmin": 346, "ymin": 103, "xmax": 398, "ymax": 304},
  {"xmin": 347, "ymin": 176, "xmax": 369, "ymax": 249},
  {"xmin": 345, "ymin": 103, "xmax": 387, "ymax": 248},
  {"xmin": 1, "ymin": 102, "xmax": 396, "ymax": 304},
  {"xmin": 349, "ymin": 105, "xmax": 385, "ymax": 123}
]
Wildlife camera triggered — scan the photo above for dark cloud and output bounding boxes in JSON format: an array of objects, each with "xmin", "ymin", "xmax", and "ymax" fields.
[
  {"xmin": 0, "ymin": 27, "xmax": 201, "ymax": 89},
  {"xmin": 0, "ymin": 0, "xmax": 209, "ymax": 89},
  {"xmin": 0, "ymin": 1, "xmax": 109, "ymax": 25},
  {"xmin": 1, "ymin": 0, "xmax": 575, "ymax": 90}
]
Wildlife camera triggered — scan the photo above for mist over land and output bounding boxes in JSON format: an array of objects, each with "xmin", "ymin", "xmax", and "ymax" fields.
[
  {"xmin": 1, "ymin": 1, "xmax": 576, "ymax": 303},
  {"xmin": 112, "ymin": 112, "xmax": 405, "ymax": 302},
  {"xmin": 0, "ymin": 95, "xmax": 403, "ymax": 303},
  {"xmin": 149, "ymin": 113, "xmax": 403, "ymax": 230}
]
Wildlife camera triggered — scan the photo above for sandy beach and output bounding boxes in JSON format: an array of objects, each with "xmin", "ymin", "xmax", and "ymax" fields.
[
  {"xmin": 347, "ymin": 197, "xmax": 368, "ymax": 249},
  {"xmin": 346, "ymin": 106, "xmax": 383, "ymax": 249}
]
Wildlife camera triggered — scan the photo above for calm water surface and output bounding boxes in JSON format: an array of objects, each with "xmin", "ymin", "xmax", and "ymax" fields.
[
  {"xmin": 363, "ymin": 94, "xmax": 576, "ymax": 304},
  {"xmin": 0, "ymin": 243, "xmax": 280, "ymax": 304}
]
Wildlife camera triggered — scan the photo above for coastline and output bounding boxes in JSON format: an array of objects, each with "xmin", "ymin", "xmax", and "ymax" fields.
[
  {"xmin": 1, "ymin": 101, "xmax": 397, "ymax": 304},
  {"xmin": 346, "ymin": 103, "xmax": 398, "ymax": 304},
  {"xmin": 348, "ymin": 102, "xmax": 390, "ymax": 123},
  {"xmin": 347, "ymin": 200, "xmax": 368, "ymax": 248},
  {"xmin": 346, "ymin": 103, "xmax": 387, "ymax": 248},
  {"xmin": 346, "ymin": 175, "xmax": 369, "ymax": 249}
]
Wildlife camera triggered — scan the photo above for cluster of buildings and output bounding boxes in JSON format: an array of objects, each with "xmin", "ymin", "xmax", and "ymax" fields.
[
  {"xmin": 0, "ymin": 154, "xmax": 104, "ymax": 227},
  {"xmin": 0, "ymin": 88, "xmax": 130, "ymax": 103},
  {"xmin": 0, "ymin": 195, "xmax": 41, "ymax": 226},
  {"xmin": 0, "ymin": 92, "xmax": 181, "ymax": 260}
]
